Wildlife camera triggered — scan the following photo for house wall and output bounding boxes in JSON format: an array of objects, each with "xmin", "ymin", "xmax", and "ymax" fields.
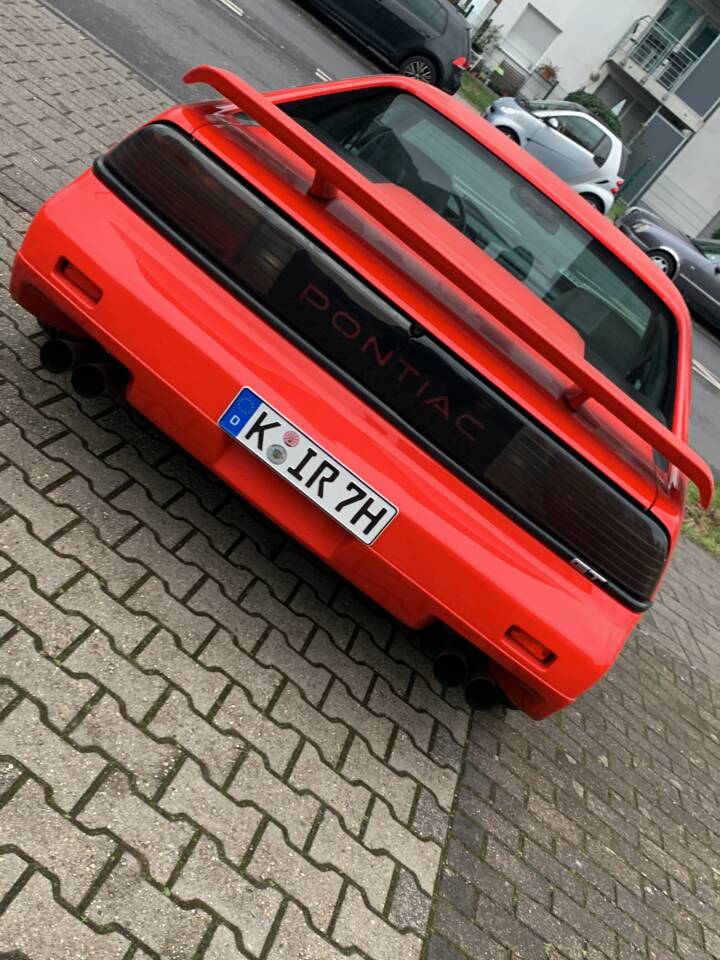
[
  {"xmin": 489, "ymin": 0, "xmax": 665, "ymax": 88},
  {"xmin": 642, "ymin": 107, "xmax": 720, "ymax": 234}
]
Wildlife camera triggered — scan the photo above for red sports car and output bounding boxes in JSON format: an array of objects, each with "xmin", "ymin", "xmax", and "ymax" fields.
[{"xmin": 11, "ymin": 66, "xmax": 713, "ymax": 719}]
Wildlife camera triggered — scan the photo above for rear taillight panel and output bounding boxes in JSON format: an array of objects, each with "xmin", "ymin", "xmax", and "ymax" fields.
[{"xmin": 96, "ymin": 122, "xmax": 670, "ymax": 608}]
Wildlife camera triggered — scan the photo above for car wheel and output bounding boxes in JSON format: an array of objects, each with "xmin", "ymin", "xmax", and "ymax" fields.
[
  {"xmin": 581, "ymin": 193, "xmax": 605, "ymax": 213},
  {"xmin": 400, "ymin": 55, "xmax": 438, "ymax": 86},
  {"xmin": 497, "ymin": 126, "xmax": 520, "ymax": 143},
  {"xmin": 647, "ymin": 249, "xmax": 676, "ymax": 277}
]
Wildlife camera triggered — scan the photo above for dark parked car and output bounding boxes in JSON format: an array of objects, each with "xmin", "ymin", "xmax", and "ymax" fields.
[
  {"xmin": 619, "ymin": 206, "xmax": 720, "ymax": 331},
  {"xmin": 304, "ymin": 0, "xmax": 470, "ymax": 93}
]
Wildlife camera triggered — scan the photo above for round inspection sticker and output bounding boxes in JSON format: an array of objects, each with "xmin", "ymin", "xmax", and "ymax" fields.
[
  {"xmin": 267, "ymin": 444, "xmax": 287, "ymax": 465},
  {"xmin": 283, "ymin": 430, "xmax": 300, "ymax": 447}
]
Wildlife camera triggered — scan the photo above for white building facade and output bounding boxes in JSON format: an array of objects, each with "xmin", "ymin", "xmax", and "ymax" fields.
[{"xmin": 476, "ymin": 0, "xmax": 720, "ymax": 235}]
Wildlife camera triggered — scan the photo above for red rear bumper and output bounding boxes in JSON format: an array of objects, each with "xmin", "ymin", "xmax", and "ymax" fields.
[{"xmin": 11, "ymin": 171, "xmax": 643, "ymax": 719}]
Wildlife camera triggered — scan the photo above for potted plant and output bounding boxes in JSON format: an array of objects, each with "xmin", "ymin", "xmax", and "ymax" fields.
[{"xmin": 537, "ymin": 62, "xmax": 559, "ymax": 82}]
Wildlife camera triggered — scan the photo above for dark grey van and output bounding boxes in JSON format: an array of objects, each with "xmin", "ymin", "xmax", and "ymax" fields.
[{"xmin": 304, "ymin": 0, "xmax": 471, "ymax": 93}]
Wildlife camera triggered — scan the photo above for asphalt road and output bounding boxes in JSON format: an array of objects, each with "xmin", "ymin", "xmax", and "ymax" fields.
[{"xmin": 37, "ymin": 0, "xmax": 720, "ymax": 479}]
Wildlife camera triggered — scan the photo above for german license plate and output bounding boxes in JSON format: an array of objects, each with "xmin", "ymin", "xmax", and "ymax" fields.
[{"xmin": 219, "ymin": 388, "xmax": 398, "ymax": 545}]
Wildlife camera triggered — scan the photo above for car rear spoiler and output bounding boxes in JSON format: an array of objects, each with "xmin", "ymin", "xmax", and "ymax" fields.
[{"xmin": 183, "ymin": 66, "xmax": 714, "ymax": 508}]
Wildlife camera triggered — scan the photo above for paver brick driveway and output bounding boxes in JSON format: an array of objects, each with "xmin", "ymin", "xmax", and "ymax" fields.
[{"xmin": 1, "ymin": 3, "xmax": 719, "ymax": 958}]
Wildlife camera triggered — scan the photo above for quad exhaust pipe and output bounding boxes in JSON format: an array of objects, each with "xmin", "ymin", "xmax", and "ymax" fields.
[
  {"xmin": 39, "ymin": 338, "xmax": 128, "ymax": 399},
  {"xmin": 71, "ymin": 362, "xmax": 128, "ymax": 399},
  {"xmin": 39, "ymin": 337, "xmax": 104, "ymax": 375},
  {"xmin": 432, "ymin": 630, "xmax": 504, "ymax": 711}
]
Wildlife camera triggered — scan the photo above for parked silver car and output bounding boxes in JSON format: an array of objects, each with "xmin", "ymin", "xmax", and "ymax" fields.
[
  {"xmin": 484, "ymin": 98, "xmax": 627, "ymax": 215},
  {"xmin": 618, "ymin": 206, "xmax": 720, "ymax": 332}
]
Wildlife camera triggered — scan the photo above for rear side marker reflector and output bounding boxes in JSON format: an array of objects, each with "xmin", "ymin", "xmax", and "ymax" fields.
[
  {"xmin": 58, "ymin": 258, "xmax": 103, "ymax": 303},
  {"xmin": 506, "ymin": 626, "xmax": 555, "ymax": 664}
]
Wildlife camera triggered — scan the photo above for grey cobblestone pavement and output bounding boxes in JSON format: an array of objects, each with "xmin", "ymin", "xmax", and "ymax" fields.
[{"xmin": 0, "ymin": 1, "xmax": 719, "ymax": 958}]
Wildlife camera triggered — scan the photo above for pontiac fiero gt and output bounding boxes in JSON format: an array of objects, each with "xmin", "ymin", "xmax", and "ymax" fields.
[{"xmin": 11, "ymin": 66, "xmax": 713, "ymax": 718}]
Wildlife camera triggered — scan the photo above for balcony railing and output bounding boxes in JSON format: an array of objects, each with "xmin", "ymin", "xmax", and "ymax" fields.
[{"xmin": 611, "ymin": 15, "xmax": 700, "ymax": 93}]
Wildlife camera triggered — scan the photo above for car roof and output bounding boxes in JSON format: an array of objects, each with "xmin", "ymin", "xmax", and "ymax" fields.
[{"xmin": 529, "ymin": 99, "xmax": 592, "ymax": 115}]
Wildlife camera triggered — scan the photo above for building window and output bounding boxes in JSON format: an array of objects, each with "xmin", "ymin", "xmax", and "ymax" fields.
[{"xmin": 500, "ymin": 4, "xmax": 560, "ymax": 71}]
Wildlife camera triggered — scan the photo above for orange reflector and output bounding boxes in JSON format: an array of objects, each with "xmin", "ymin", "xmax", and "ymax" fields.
[
  {"xmin": 507, "ymin": 627, "xmax": 555, "ymax": 664},
  {"xmin": 59, "ymin": 259, "xmax": 103, "ymax": 302}
]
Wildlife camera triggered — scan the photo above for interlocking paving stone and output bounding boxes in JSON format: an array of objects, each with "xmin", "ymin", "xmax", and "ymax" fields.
[
  {"xmin": 106, "ymin": 444, "xmax": 182, "ymax": 504},
  {"xmin": 0, "ymin": 778, "xmax": 114, "ymax": 905},
  {"xmin": 267, "ymin": 902, "xmax": 347, "ymax": 960},
  {"xmin": 388, "ymin": 868, "xmax": 432, "ymax": 935},
  {"xmin": 187, "ymin": 577, "xmax": 267, "ymax": 649},
  {"xmin": 137, "ymin": 629, "xmax": 227, "ymax": 714},
  {"xmin": 52, "ymin": 521, "xmax": 146, "ymax": 597},
  {"xmin": 72, "ymin": 693, "xmax": 180, "ymax": 796},
  {"xmin": 127, "ymin": 576, "xmax": 216, "ymax": 652},
  {"xmin": 0, "ymin": 422, "xmax": 70, "ymax": 487},
  {"xmin": 350, "ymin": 627, "xmax": 412, "ymax": 698},
  {"xmin": 290, "ymin": 583, "xmax": 356, "ymax": 647},
  {"xmin": 0, "ymin": 514, "xmax": 81, "ymax": 594},
  {"xmin": 112, "ymin": 482, "xmax": 191, "ymax": 547},
  {"xmin": 86, "ymin": 852, "xmax": 209, "ymax": 960},
  {"xmin": 0, "ymin": 630, "xmax": 96, "ymax": 727},
  {"xmin": 342, "ymin": 736, "xmax": 417, "ymax": 824},
  {"xmin": 310, "ymin": 809, "xmax": 394, "ymax": 912},
  {"xmin": 58, "ymin": 573, "xmax": 156, "ymax": 654},
  {"xmin": 229, "ymin": 537, "xmax": 298, "ymax": 601},
  {"xmin": 289, "ymin": 741, "xmax": 371, "ymax": 836},
  {"xmin": 149, "ymin": 689, "xmax": 243, "ymax": 787},
  {"xmin": 0, "ymin": 852, "xmax": 27, "ymax": 901},
  {"xmin": 228, "ymin": 749, "xmax": 320, "ymax": 848},
  {"xmin": 0, "ymin": 466, "xmax": 75, "ymax": 539},
  {"xmin": 49, "ymin": 475, "xmax": 138, "ymax": 544},
  {"xmin": 77, "ymin": 769, "xmax": 194, "ymax": 885},
  {"xmin": 0, "ymin": 570, "xmax": 87, "ymax": 654},
  {"xmin": 256, "ymin": 628, "xmax": 331, "ymax": 704},
  {"xmin": 160, "ymin": 758, "xmax": 264, "ymax": 864},
  {"xmin": 369, "ymin": 677, "xmax": 434, "ymax": 752},
  {"xmin": 215, "ymin": 684, "xmax": 300, "ymax": 776},
  {"xmin": 0, "ymin": 383, "xmax": 64, "ymax": 445},
  {"xmin": 119, "ymin": 526, "xmax": 203, "ymax": 597},
  {"xmin": 243, "ymin": 581, "xmax": 313, "ymax": 649},
  {"xmin": 306, "ymin": 629, "xmax": 374, "ymax": 700},
  {"xmin": 322, "ymin": 677, "xmax": 394, "ymax": 757},
  {"xmin": 334, "ymin": 885, "xmax": 423, "ymax": 960},
  {"xmin": 271, "ymin": 682, "xmax": 349, "ymax": 766},
  {"xmin": 64, "ymin": 631, "xmax": 166, "ymax": 721},
  {"xmin": 44, "ymin": 433, "xmax": 129, "ymax": 497},
  {"xmin": 248, "ymin": 821, "xmax": 343, "ymax": 931},
  {"xmin": 177, "ymin": 532, "xmax": 253, "ymax": 600},
  {"xmin": 204, "ymin": 923, "xmax": 254, "ymax": 959},
  {"xmin": 364, "ymin": 799, "xmax": 441, "ymax": 896},
  {"xmin": 0, "ymin": 873, "xmax": 130, "ymax": 959},
  {"xmin": 0, "ymin": 698, "xmax": 105, "ymax": 810},
  {"xmin": 391, "ymin": 730, "xmax": 456, "ymax": 811},
  {"xmin": 199, "ymin": 629, "xmax": 282, "ymax": 709},
  {"xmin": 173, "ymin": 836, "xmax": 282, "ymax": 956}
]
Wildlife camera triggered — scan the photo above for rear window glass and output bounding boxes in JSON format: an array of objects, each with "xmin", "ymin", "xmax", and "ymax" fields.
[{"xmin": 283, "ymin": 90, "xmax": 677, "ymax": 423}]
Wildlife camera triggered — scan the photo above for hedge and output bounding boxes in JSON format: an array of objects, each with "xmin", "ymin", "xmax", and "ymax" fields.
[{"xmin": 566, "ymin": 91, "xmax": 623, "ymax": 137}]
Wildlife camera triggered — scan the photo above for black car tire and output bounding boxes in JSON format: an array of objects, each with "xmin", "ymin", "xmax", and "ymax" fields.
[
  {"xmin": 581, "ymin": 193, "xmax": 605, "ymax": 213},
  {"xmin": 400, "ymin": 55, "xmax": 438, "ymax": 86},
  {"xmin": 647, "ymin": 249, "xmax": 677, "ymax": 278},
  {"xmin": 497, "ymin": 126, "xmax": 520, "ymax": 143}
]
